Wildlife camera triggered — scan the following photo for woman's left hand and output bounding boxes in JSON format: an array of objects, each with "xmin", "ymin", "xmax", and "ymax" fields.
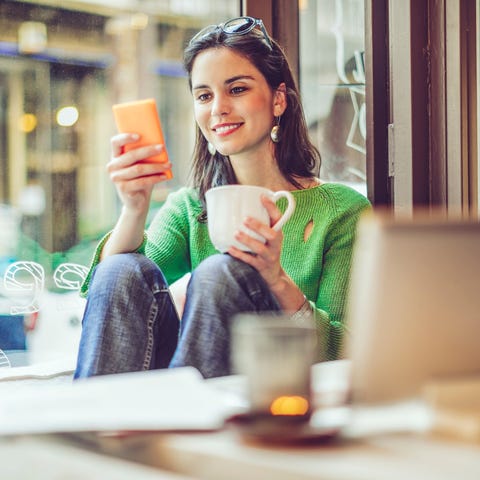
[{"xmin": 227, "ymin": 194, "xmax": 285, "ymax": 290}]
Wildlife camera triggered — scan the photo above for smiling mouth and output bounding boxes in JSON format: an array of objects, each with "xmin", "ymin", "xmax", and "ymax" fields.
[{"xmin": 213, "ymin": 123, "xmax": 242, "ymax": 135}]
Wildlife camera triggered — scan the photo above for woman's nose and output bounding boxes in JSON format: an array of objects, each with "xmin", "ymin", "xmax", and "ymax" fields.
[{"xmin": 210, "ymin": 94, "xmax": 230, "ymax": 116}]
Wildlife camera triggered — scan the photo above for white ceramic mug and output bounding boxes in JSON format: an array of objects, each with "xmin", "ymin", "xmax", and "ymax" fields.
[{"xmin": 205, "ymin": 185, "xmax": 296, "ymax": 253}]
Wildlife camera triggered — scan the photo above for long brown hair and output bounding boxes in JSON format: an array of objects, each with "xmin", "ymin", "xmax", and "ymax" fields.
[{"xmin": 184, "ymin": 23, "xmax": 321, "ymax": 220}]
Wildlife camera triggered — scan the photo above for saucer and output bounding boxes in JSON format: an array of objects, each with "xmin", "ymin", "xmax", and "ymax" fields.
[{"xmin": 226, "ymin": 406, "xmax": 350, "ymax": 444}]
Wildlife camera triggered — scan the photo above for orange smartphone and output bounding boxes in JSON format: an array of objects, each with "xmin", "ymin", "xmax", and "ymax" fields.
[{"xmin": 112, "ymin": 98, "xmax": 172, "ymax": 179}]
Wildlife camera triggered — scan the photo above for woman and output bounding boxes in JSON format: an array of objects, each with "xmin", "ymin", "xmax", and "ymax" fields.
[{"xmin": 74, "ymin": 17, "xmax": 370, "ymax": 379}]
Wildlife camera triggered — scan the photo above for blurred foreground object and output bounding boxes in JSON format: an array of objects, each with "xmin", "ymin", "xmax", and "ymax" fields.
[{"xmin": 346, "ymin": 211, "xmax": 480, "ymax": 404}]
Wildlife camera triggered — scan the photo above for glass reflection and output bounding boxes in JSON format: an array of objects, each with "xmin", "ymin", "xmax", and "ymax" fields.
[
  {"xmin": 0, "ymin": 0, "xmax": 238, "ymax": 366},
  {"xmin": 300, "ymin": 0, "xmax": 366, "ymax": 195}
]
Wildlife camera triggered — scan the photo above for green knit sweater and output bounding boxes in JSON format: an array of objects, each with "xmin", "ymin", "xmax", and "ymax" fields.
[{"xmin": 81, "ymin": 183, "xmax": 370, "ymax": 361}]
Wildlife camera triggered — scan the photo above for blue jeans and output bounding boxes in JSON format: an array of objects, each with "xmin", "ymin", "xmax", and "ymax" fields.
[
  {"xmin": 0, "ymin": 314, "xmax": 26, "ymax": 351},
  {"xmin": 74, "ymin": 253, "xmax": 281, "ymax": 379}
]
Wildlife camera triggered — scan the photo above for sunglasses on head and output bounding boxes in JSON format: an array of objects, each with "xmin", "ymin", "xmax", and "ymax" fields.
[{"xmin": 189, "ymin": 16, "xmax": 272, "ymax": 48}]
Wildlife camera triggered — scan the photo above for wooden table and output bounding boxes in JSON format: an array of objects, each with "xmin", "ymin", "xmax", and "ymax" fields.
[
  {"xmin": 2, "ymin": 361, "xmax": 479, "ymax": 479},
  {"xmin": 58, "ymin": 424, "xmax": 480, "ymax": 480},
  {"xmin": 0, "ymin": 434, "xmax": 195, "ymax": 479}
]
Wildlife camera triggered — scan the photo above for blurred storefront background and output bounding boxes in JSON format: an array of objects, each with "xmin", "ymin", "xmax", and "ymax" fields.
[{"xmin": 0, "ymin": 0, "xmax": 365, "ymax": 364}]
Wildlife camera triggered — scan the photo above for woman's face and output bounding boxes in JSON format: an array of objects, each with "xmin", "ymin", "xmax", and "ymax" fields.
[{"xmin": 191, "ymin": 47, "xmax": 285, "ymax": 158}]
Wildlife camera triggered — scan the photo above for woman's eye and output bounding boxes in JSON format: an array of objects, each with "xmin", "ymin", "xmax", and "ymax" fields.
[
  {"xmin": 197, "ymin": 93, "xmax": 211, "ymax": 102},
  {"xmin": 231, "ymin": 86, "xmax": 247, "ymax": 95}
]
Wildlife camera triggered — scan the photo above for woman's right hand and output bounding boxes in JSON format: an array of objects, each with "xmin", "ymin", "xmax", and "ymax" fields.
[{"xmin": 108, "ymin": 133, "xmax": 172, "ymax": 215}]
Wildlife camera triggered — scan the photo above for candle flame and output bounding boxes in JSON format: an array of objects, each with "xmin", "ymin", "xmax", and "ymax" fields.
[{"xmin": 269, "ymin": 395, "xmax": 309, "ymax": 416}]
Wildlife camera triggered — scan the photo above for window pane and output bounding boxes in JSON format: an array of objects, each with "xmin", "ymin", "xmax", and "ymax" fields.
[
  {"xmin": 0, "ymin": 0, "xmax": 239, "ymax": 366},
  {"xmin": 299, "ymin": 0, "xmax": 366, "ymax": 196}
]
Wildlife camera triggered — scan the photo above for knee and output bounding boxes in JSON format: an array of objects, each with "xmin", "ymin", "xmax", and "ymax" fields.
[
  {"xmin": 91, "ymin": 253, "xmax": 167, "ymax": 292},
  {"xmin": 93, "ymin": 253, "xmax": 149, "ymax": 280},
  {"xmin": 193, "ymin": 254, "xmax": 242, "ymax": 280},
  {"xmin": 190, "ymin": 254, "xmax": 256, "ymax": 288}
]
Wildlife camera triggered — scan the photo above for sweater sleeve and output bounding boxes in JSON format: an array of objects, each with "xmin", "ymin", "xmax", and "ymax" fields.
[
  {"xmin": 79, "ymin": 231, "xmax": 147, "ymax": 298},
  {"xmin": 78, "ymin": 188, "xmax": 198, "ymax": 298},
  {"xmin": 144, "ymin": 188, "xmax": 200, "ymax": 284}
]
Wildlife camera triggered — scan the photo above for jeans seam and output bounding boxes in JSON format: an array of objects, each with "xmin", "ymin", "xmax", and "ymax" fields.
[
  {"xmin": 143, "ymin": 301, "xmax": 158, "ymax": 370},
  {"xmin": 142, "ymin": 288, "xmax": 172, "ymax": 370}
]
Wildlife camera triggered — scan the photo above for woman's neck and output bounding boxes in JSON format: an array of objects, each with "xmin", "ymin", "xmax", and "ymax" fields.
[
  {"xmin": 230, "ymin": 156, "xmax": 319, "ymax": 191},
  {"xmin": 229, "ymin": 148, "xmax": 292, "ymax": 191}
]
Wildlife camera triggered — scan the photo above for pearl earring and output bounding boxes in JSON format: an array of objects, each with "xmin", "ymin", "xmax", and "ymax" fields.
[
  {"xmin": 270, "ymin": 116, "xmax": 281, "ymax": 143},
  {"xmin": 207, "ymin": 141, "xmax": 216, "ymax": 155}
]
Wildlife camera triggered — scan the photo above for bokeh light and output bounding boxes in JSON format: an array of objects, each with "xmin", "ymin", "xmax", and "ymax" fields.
[
  {"xmin": 269, "ymin": 395, "xmax": 310, "ymax": 416},
  {"xmin": 56, "ymin": 106, "xmax": 79, "ymax": 127},
  {"xmin": 18, "ymin": 113, "xmax": 37, "ymax": 133}
]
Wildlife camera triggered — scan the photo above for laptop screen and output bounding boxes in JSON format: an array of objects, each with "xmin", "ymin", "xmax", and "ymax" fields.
[{"xmin": 345, "ymin": 213, "xmax": 480, "ymax": 404}]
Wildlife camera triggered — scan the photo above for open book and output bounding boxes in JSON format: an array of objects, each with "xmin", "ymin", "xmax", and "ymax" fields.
[{"xmin": 0, "ymin": 367, "xmax": 246, "ymax": 435}]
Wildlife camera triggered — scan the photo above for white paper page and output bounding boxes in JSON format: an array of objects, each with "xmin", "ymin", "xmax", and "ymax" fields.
[
  {"xmin": 0, "ymin": 367, "xmax": 244, "ymax": 435},
  {"xmin": 0, "ymin": 356, "xmax": 75, "ymax": 381}
]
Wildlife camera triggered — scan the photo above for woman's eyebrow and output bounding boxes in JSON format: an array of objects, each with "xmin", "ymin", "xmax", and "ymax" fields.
[
  {"xmin": 224, "ymin": 75, "xmax": 255, "ymax": 84},
  {"xmin": 192, "ymin": 75, "xmax": 255, "ymax": 91}
]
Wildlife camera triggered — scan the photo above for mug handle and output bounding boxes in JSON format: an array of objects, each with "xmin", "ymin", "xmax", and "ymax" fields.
[{"xmin": 270, "ymin": 191, "xmax": 296, "ymax": 231}]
